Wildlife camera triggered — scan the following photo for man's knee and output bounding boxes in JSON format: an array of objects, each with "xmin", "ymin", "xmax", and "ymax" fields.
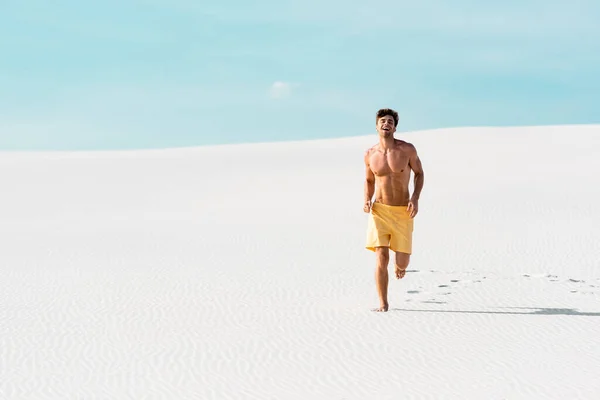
[
  {"xmin": 395, "ymin": 252, "xmax": 410, "ymax": 269},
  {"xmin": 375, "ymin": 247, "xmax": 390, "ymax": 265}
]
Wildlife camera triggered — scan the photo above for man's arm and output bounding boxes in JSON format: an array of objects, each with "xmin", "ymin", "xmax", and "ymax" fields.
[
  {"xmin": 364, "ymin": 150, "xmax": 375, "ymax": 211},
  {"xmin": 407, "ymin": 145, "xmax": 424, "ymax": 218},
  {"xmin": 408, "ymin": 145, "xmax": 424, "ymax": 201}
]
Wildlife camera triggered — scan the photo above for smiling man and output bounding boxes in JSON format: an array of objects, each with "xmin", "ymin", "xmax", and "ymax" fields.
[{"xmin": 363, "ymin": 108, "xmax": 425, "ymax": 312}]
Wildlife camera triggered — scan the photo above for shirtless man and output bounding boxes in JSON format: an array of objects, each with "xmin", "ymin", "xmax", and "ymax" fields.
[{"xmin": 364, "ymin": 108, "xmax": 425, "ymax": 312}]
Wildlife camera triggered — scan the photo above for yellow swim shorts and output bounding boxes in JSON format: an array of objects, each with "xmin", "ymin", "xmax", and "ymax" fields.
[{"xmin": 366, "ymin": 202, "xmax": 414, "ymax": 254}]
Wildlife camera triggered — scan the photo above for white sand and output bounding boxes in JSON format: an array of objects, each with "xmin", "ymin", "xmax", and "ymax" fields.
[{"xmin": 2, "ymin": 125, "xmax": 600, "ymax": 399}]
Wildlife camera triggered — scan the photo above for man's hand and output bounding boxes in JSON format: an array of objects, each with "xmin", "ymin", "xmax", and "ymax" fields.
[
  {"xmin": 363, "ymin": 200, "xmax": 372, "ymax": 213},
  {"xmin": 407, "ymin": 198, "xmax": 419, "ymax": 218}
]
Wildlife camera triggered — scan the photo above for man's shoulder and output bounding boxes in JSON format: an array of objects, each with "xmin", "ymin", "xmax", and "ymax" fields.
[
  {"xmin": 364, "ymin": 143, "xmax": 379, "ymax": 156},
  {"xmin": 395, "ymin": 139, "xmax": 417, "ymax": 152}
]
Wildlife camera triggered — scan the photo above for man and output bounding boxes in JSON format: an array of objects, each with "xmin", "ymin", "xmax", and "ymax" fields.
[{"xmin": 364, "ymin": 108, "xmax": 425, "ymax": 312}]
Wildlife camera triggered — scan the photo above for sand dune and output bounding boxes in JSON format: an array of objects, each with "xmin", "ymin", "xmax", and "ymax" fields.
[{"xmin": 2, "ymin": 125, "xmax": 600, "ymax": 399}]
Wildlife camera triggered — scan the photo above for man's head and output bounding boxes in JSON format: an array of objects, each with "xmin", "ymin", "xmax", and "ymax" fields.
[{"xmin": 375, "ymin": 108, "xmax": 398, "ymax": 138}]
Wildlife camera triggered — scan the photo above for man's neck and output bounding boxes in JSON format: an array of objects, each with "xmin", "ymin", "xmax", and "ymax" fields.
[{"xmin": 379, "ymin": 136, "xmax": 395, "ymax": 150}]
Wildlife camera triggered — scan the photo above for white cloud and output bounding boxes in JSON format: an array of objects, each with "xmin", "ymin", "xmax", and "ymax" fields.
[{"xmin": 269, "ymin": 81, "xmax": 295, "ymax": 99}]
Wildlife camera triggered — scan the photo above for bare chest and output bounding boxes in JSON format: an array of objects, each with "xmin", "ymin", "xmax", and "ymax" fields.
[{"xmin": 369, "ymin": 151, "xmax": 409, "ymax": 175}]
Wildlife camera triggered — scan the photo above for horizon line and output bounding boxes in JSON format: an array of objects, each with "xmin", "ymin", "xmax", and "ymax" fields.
[{"xmin": 2, "ymin": 122, "xmax": 598, "ymax": 154}]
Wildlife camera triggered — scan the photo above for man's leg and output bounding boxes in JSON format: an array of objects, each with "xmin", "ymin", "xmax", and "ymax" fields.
[
  {"xmin": 394, "ymin": 252, "xmax": 410, "ymax": 279},
  {"xmin": 374, "ymin": 246, "xmax": 390, "ymax": 312}
]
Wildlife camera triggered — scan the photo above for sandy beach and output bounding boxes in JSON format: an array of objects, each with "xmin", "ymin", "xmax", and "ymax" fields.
[{"xmin": 2, "ymin": 124, "xmax": 600, "ymax": 399}]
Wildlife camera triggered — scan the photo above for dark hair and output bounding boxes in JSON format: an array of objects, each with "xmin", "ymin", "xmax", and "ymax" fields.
[{"xmin": 376, "ymin": 108, "xmax": 399, "ymax": 127}]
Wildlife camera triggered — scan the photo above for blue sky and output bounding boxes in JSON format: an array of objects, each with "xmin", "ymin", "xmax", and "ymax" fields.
[{"xmin": 1, "ymin": 0, "xmax": 599, "ymax": 150}]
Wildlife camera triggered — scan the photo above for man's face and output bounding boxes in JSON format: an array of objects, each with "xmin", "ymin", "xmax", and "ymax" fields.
[{"xmin": 377, "ymin": 115, "xmax": 396, "ymax": 138}]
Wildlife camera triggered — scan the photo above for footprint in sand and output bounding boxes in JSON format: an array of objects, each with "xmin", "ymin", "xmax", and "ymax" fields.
[
  {"xmin": 524, "ymin": 272, "xmax": 599, "ymax": 296},
  {"xmin": 407, "ymin": 271, "xmax": 494, "ymax": 304},
  {"xmin": 429, "ymin": 273, "xmax": 488, "ymax": 299},
  {"xmin": 571, "ymin": 290, "xmax": 598, "ymax": 296}
]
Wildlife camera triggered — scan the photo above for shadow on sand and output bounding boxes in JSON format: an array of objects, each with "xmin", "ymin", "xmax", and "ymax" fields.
[{"xmin": 390, "ymin": 307, "xmax": 600, "ymax": 317}]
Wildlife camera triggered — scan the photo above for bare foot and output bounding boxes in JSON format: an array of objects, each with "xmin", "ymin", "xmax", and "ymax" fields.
[
  {"xmin": 395, "ymin": 266, "xmax": 407, "ymax": 279},
  {"xmin": 372, "ymin": 303, "xmax": 389, "ymax": 312}
]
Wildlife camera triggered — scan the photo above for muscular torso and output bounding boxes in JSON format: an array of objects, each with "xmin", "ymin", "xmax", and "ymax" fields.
[{"xmin": 367, "ymin": 140, "xmax": 412, "ymax": 206}]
